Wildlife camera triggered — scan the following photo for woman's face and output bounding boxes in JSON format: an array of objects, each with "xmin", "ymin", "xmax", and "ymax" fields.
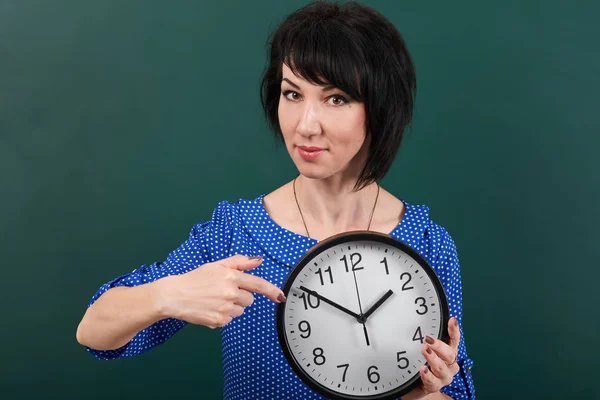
[{"xmin": 278, "ymin": 63, "xmax": 368, "ymax": 180}]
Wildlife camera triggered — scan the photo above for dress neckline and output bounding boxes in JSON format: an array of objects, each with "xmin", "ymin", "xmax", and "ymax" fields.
[
  {"xmin": 258, "ymin": 193, "xmax": 408, "ymax": 243},
  {"xmin": 238, "ymin": 193, "xmax": 430, "ymax": 268}
]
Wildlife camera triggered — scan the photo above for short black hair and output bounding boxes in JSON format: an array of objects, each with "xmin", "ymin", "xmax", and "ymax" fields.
[{"xmin": 260, "ymin": 1, "xmax": 416, "ymax": 191}]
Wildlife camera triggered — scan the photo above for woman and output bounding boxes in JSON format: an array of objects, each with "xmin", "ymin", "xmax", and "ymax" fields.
[{"xmin": 76, "ymin": 1, "xmax": 475, "ymax": 399}]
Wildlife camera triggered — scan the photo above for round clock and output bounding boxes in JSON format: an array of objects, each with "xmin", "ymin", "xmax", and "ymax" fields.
[{"xmin": 276, "ymin": 231, "xmax": 450, "ymax": 400}]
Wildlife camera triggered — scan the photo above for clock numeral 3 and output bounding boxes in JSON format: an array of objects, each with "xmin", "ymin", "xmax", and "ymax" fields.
[
  {"xmin": 313, "ymin": 347, "xmax": 326, "ymax": 365},
  {"xmin": 415, "ymin": 297, "xmax": 428, "ymax": 315},
  {"xmin": 397, "ymin": 351, "xmax": 409, "ymax": 369},
  {"xmin": 412, "ymin": 326, "xmax": 424, "ymax": 343},
  {"xmin": 315, "ymin": 266, "xmax": 334, "ymax": 285},
  {"xmin": 340, "ymin": 253, "xmax": 363, "ymax": 272},
  {"xmin": 298, "ymin": 320, "xmax": 311, "ymax": 338},
  {"xmin": 400, "ymin": 272, "xmax": 414, "ymax": 291},
  {"xmin": 298, "ymin": 292, "xmax": 320, "ymax": 310},
  {"xmin": 367, "ymin": 366, "xmax": 380, "ymax": 384},
  {"xmin": 337, "ymin": 363, "xmax": 349, "ymax": 382}
]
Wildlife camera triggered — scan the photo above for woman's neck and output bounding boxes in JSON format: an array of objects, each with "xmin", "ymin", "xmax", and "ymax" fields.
[{"xmin": 294, "ymin": 174, "xmax": 379, "ymax": 235}]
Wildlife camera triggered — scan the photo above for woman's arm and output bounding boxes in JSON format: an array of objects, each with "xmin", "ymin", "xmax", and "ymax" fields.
[
  {"xmin": 434, "ymin": 226, "xmax": 476, "ymax": 399},
  {"xmin": 76, "ymin": 201, "xmax": 231, "ymax": 360},
  {"xmin": 76, "ymin": 282, "xmax": 165, "ymax": 351}
]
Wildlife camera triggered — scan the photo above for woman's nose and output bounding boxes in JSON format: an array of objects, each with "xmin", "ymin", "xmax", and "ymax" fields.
[{"xmin": 296, "ymin": 102, "xmax": 322, "ymax": 137}]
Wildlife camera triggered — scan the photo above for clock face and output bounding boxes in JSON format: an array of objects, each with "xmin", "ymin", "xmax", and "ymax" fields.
[{"xmin": 276, "ymin": 232, "xmax": 449, "ymax": 400}]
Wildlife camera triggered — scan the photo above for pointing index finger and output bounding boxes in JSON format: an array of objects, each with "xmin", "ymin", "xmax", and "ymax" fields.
[{"xmin": 236, "ymin": 270, "xmax": 285, "ymax": 303}]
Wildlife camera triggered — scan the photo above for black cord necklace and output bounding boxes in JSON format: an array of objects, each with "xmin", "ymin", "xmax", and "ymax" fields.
[{"xmin": 292, "ymin": 175, "xmax": 380, "ymax": 239}]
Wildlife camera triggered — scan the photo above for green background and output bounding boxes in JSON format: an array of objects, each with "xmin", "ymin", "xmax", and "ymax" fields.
[{"xmin": 1, "ymin": 0, "xmax": 598, "ymax": 398}]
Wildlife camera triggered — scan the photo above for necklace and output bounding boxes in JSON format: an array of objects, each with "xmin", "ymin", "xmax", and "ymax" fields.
[{"xmin": 293, "ymin": 175, "xmax": 380, "ymax": 239}]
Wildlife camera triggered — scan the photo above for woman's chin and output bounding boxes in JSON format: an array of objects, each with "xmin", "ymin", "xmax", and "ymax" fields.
[{"xmin": 295, "ymin": 165, "xmax": 329, "ymax": 180}]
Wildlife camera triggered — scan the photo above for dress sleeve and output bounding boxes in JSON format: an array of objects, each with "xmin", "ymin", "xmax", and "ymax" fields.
[
  {"xmin": 83, "ymin": 201, "xmax": 234, "ymax": 360},
  {"xmin": 436, "ymin": 228, "xmax": 476, "ymax": 399}
]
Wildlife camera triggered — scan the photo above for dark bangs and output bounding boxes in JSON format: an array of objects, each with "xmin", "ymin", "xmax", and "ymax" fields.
[
  {"xmin": 280, "ymin": 20, "xmax": 365, "ymax": 102},
  {"xmin": 261, "ymin": 1, "xmax": 416, "ymax": 191}
]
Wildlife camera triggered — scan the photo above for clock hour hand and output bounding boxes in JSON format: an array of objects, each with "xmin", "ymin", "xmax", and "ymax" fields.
[
  {"xmin": 362, "ymin": 289, "xmax": 394, "ymax": 321},
  {"xmin": 298, "ymin": 286, "xmax": 361, "ymax": 320}
]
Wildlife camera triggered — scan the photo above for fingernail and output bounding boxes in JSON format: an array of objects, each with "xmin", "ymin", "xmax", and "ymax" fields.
[
  {"xmin": 453, "ymin": 318, "xmax": 459, "ymax": 327},
  {"xmin": 426, "ymin": 347, "xmax": 432, "ymax": 354},
  {"xmin": 423, "ymin": 368, "xmax": 428, "ymax": 374},
  {"xmin": 277, "ymin": 293, "xmax": 287, "ymax": 303},
  {"xmin": 425, "ymin": 335, "xmax": 435, "ymax": 345},
  {"xmin": 249, "ymin": 256, "xmax": 263, "ymax": 261}
]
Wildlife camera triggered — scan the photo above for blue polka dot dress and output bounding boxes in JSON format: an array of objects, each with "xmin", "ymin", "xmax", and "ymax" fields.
[{"xmin": 84, "ymin": 194, "xmax": 475, "ymax": 399}]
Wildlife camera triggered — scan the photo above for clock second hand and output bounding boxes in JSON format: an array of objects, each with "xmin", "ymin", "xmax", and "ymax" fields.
[{"xmin": 351, "ymin": 269, "xmax": 370, "ymax": 347}]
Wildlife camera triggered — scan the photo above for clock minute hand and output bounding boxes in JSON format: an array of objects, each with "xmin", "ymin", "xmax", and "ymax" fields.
[
  {"xmin": 298, "ymin": 286, "xmax": 361, "ymax": 320},
  {"xmin": 362, "ymin": 289, "xmax": 394, "ymax": 321}
]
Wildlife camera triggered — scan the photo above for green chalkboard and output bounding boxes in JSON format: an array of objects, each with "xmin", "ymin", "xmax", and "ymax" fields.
[{"xmin": 1, "ymin": 0, "xmax": 598, "ymax": 398}]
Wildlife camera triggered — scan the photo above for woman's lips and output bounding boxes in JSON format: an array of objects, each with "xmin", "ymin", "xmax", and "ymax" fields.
[{"xmin": 297, "ymin": 146, "xmax": 324, "ymax": 161}]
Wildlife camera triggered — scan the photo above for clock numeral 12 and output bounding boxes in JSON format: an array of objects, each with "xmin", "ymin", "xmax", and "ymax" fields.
[{"xmin": 340, "ymin": 253, "xmax": 363, "ymax": 272}]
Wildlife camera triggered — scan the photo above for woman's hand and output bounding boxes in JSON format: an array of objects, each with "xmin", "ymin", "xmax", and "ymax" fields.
[
  {"xmin": 404, "ymin": 317, "xmax": 461, "ymax": 399},
  {"xmin": 152, "ymin": 254, "xmax": 285, "ymax": 329}
]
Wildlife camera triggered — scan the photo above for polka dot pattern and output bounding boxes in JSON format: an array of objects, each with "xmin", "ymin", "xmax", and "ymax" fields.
[{"xmin": 84, "ymin": 194, "xmax": 475, "ymax": 399}]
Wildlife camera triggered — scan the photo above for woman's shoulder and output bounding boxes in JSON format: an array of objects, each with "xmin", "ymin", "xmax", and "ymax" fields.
[
  {"xmin": 381, "ymin": 192, "xmax": 457, "ymax": 258},
  {"xmin": 185, "ymin": 195, "xmax": 264, "ymax": 236},
  {"xmin": 201, "ymin": 194, "xmax": 266, "ymax": 222}
]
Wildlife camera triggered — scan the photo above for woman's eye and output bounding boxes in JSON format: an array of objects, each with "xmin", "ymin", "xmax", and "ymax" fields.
[
  {"xmin": 329, "ymin": 95, "xmax": 348, "ymax": 106},
  {"xmin": 282, "ymin": 90, "xmax": 300, "ymax": 101}
]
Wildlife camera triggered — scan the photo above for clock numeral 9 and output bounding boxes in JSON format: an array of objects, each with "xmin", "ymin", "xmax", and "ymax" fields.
[
  {"xmin": 315, "ymin": 266, "xmax": 334, "ymax": 285},
  {"xmin": 397, "ymin": 351, "xmax": 409, "ymax": 369},
  {"xmin": 415, "ymin": 297, "xmax": 428, "ymax": 315},
  {"xmin": 340, "ymin": 253, "xmax": 363, "ymax": 272},
  {"xmin": 298, "ymin": 292, "xmax": 320, "ymax": 310},
  {"xmin": 400, "ymin": 272, "xmax": 414, "ymax": 291},
  {"xmin": 337, "ymin": 363, "xmax": 349, "ymax": 382},
  {"xmin": 412, "ymin": 326, "xmax": 424, "ymax": 344},
  {"xmin": 367, "ymin": 366, "xmax": 380, "ymax": 384},
  {"xmin": 313, "ymin": 347, "xmax": 326, "ymax": 365},
  {"xmin": 298, "ymin": 320, "xmax": 311, "ymax": 338}
]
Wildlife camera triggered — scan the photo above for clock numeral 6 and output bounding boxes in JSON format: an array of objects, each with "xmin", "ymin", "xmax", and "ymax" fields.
[
  {"xmin": 298, "ymin": 320, "xmax": 311, "ymax": 338},
  {"xmin": 367, "ymin": 366, "xmax": 380, "ymax": 384},
  {"xmin": 397, "ymin": 351, "xmax": 409, "ymax": 370},
  {"xmin": 298, "ymin": 292, "xmax": 320, "ymax": 310},
  {"xmin": 400, "ymin": 272, "xmax": 414, "ymax": 291},
  {"xmin": 340, "ymin": 253, "xmax": 363, "ymax": 272},
  {"xmin": 313, "ymin": 347, "xmax": 326, "ymax": 365},
  {"xmin": 337, "ymin": 363, "xmax": 349, "ymax": 382},
  {"xmin": 415, "ymin": 297, "xmax": 428, "ymax": 315}
]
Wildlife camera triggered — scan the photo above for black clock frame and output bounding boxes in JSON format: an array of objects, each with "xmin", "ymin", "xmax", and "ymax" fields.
[{"xmin": 276, "ymin": 230, "xmax": 450, "ymax": 400}]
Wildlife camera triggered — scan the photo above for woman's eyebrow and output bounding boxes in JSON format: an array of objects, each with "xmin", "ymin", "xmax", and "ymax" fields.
[
  {"xmin": 281, "ymin": 78, "xmax": 300, "ymax": 89},
  {"xmin": 282, "ymin": 77, "xmax": 336, "ymax": 92}
]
